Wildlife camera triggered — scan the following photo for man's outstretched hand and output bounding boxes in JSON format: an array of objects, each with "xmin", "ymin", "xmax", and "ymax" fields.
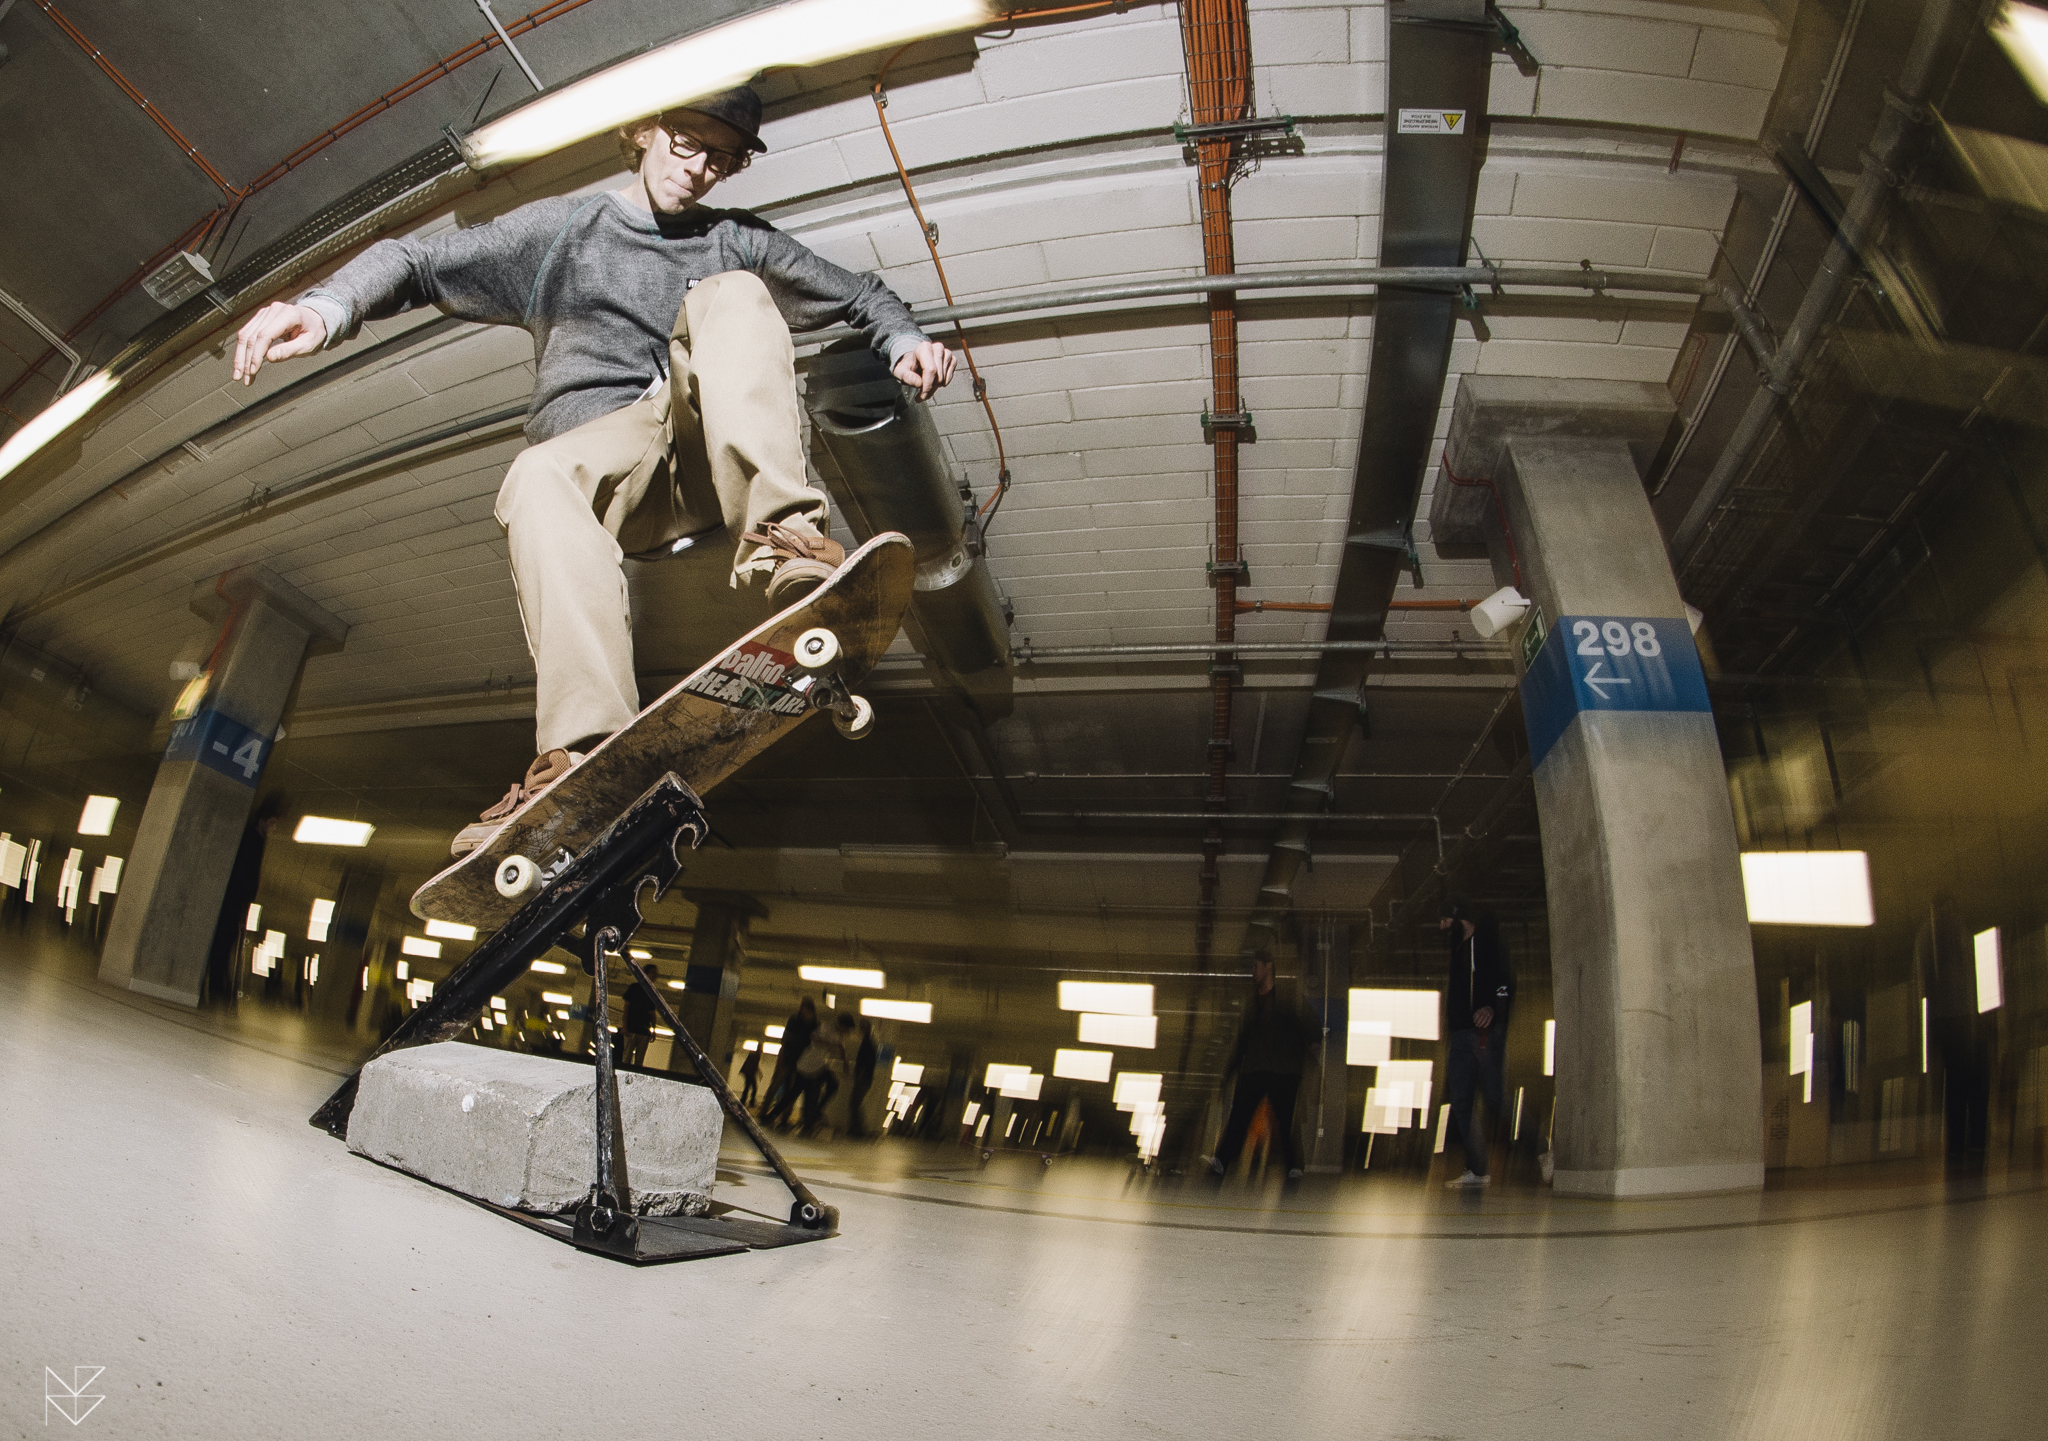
[
  {"xmin": 231, "ymin": 302, "xmax": 328, "ymax": 384},
  {"xmin": 892, "ymin": 339, "xmax": 956, "ymax": 400}
]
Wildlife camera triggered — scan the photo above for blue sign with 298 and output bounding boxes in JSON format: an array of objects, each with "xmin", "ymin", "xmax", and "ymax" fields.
[{"xmin": 1520, "ymin": 615, "xmax": 1710, "ymax": 768}]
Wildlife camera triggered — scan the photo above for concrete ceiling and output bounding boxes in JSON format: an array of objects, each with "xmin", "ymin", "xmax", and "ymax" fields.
[{"xmin": 0, "ymin": 0, "xmax": 1908, "ymax": 961}]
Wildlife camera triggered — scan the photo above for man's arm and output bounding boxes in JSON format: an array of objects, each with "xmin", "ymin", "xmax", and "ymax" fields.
[
  {"xmin": 231, "ymin": 200, "xmax": 576, "ymax": 385},
  {"xmin": 746, "ymin": 223, "xmax": 955, "ymax": 398}
]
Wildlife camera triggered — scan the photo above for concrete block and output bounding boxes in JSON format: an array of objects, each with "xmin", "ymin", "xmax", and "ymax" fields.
[
  {"xmin": 1689, "ymin": 25, "xmax": 1785, "ymax": 90},
  {"xmin": 977, "ymin": 16, "xmax": 1184, "ymax": 101},
  {"xmin": 1647, "ymin": 226, "xmax": 1719, "ymax": 274},
  {"xmin": 1501, "ymin": 8, "xmax": 1698, "ymax": 77},
  {"xmin": 1510, "ymin": 169, "xmax": 1735, "ymax": 230},
  {"xmin": 1468, "ymin": 214, "xmax": 1655, "ymax": 268},
  {"xmin": 1234, "ymin": 216, "xmax": 1361, "ymax": 266},
  {"xmin": 1347, "ymin": 2, "xmax": 1389, "ymax": 63},
  {"xmin": 1253, "ymin": 5, "xmax": 1353, "ymax": 62},
  {"xmin": 1255, "ymin": 61, "xmax": 1385, "ymax": 116},
  {"xmin": 1536, "ymin": 66, "xmax": 1771, "ymax": 142},
  {"xmin": 346, "ymin": 1042, "xmax": 721, "ymax": 1217}
]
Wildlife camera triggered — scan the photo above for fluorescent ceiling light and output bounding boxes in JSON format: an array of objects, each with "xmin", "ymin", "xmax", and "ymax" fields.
[
  {"xmin": 541, "ymin": 991, "xmax": 572, "ymax": 1004},
  {"xmin": 1348, "ymin": 989, "xmax": 1440, "ymax": 1043},
  {"xmin": 629, "ymin": 948, "xmax": 651, "ymax": 959},
  {"xmin": 1975, "ymin": 928, "xmax": 2004, "ymax": 1013},
  {"xmin": 1113, "ymin": 1072, "xmax": 1162, "ymax": 1108},
  {"xmin": 401, "ymin": 936, "xmax": 442, "ymax": 959},
  {"xmin": 293, "ymin": 815, "xmax": 374, "ymax": 847},
  {"xmin": 1058, "ymin": 980, "xmax": 1153, "ymax": 1016},
  {"xmin": 984, "ymin": 1063, "xmax": 1029, "ymax": 1089},
  {"xmin": 244, "ymin": 903, "xmax": 262, "ymax": 932},
  {"xmin": 861, "ymin": 998, "xmax": 931, "ymax": 1023},
  {"xmin": 1740, "ymin": 851, "xmax": 1874, "ymax": 927},
  {"xmin": 999, "ymin": 1071, "xmax": 1044, "ymax": 1101},
  {"xmin": 1362, "ymin": 1059, "xmax": 1436, "ymax": 1134},
  {"xmin": 531, "ymin": 959, "xmax": 567, "ymax": 974},
  {"xmin": 1078, "ymin": 1012, "xmax": 1157, "ymax": 1048},
  {"xmin": 490, "ymin": 996, "xmax": 507, "ymax": 1009},
  {"xmin": 765, "ymin": 1024, "xmax": 785, "ymax": 1038},
  {"xmin": 424, "ymin": 919, "xmax": 477, "ymax": 941},
  {"xmin": 1543, "ymin": 1018, "xmax": 1556, "ymax": 1077},
  {"xmin": 0, "ymin": 369, "xmax": 117, "ymax": 485},
  {"xmin": 763, "ymin": 1041, "xmax": 781, "ymax": 1055},
  {"xmin": 395, "ymin": 960, "xmax": 409, "ymax": 980},
  {"xmin": 742, "ymin": 1039, "xmax": 759, "ymax": 1051},
  {"xmin": 461, "ymin": 0, "xmax": 998, "ymax": 168},
  {"xmin": 76, "ymin": 795, "xmax": 119, "ymax": 836},
  {"xmin": 891, "ymin": 1060, "xmax": 924, "ymax": 1084},
  {"xmin": 1053, "ymin": 1048, "xmax": 1113, "ymax": 1083},
  {"xmin": 667, "ymin": 980, "xmax": 686, "ymax": 990},
  {"xmin": 1993, "ymin": 2, "xmax": 2048, "ymax": 106},
  {"xmin": 799, "ymin": 964, "xmax": 884, "ymax": 988},
  {"xmin": 308, "ymin": 898, "xmax": 335, "ymax": 943}
]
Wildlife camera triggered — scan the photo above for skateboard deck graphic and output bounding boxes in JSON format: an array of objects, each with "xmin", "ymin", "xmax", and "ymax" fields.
[{"xmin": 413, "ymin": 531, "xmax": 914, "ymax": 928}]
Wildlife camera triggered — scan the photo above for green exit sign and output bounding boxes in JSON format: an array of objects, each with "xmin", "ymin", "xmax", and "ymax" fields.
[{"xmin": 1519, "ymin": 604, "xmax": 1547, "ymax": 670}]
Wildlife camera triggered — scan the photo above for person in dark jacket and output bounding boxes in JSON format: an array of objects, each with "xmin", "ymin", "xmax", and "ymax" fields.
[
  {"xmin": 1441, "ymin": 897, "xmax": 1514, "ymax": 1188},
  {"xmin": 845, "ymin": 1018, "xmax": 879, "ymax": 1138},
  {"xmin": 203, "ymin": 792, "xmax": 289, "ymax": 1007},
  {"xmin": 762, "ymin": 997, "xmax": 820, "ymax": 1128},
  {"xmin": 737, "ymin": 1046, "xmax": 762, "ymax": 1107},
  {"xmin": 1210, "ymin": 958, "xmax": 1319, "ymax": 1179}
]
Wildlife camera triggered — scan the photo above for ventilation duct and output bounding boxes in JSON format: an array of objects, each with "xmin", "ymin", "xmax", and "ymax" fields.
[{"xmin": 804, "ymin": 341, "xmax": 1011, "ymax": 680}]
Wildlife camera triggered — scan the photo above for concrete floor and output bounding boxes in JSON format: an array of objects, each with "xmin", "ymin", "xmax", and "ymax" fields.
[{"xmin": 4, "ymin": 932, "xmax": 2044, "ymax": 1440}]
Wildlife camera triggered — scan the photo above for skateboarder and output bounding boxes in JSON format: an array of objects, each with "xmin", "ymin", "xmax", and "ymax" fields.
[{"xmin": 228, "ymin": 85, "xmax": 954, "ymax": 853}]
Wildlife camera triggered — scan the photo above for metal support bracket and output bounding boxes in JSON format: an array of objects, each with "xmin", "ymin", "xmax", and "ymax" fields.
[
  {"xmin": 1346, "ymin": 523, "xmax": 1425, "ymax": 587},
  {"xmin": 1206, "ymin": 556, "xmax": 1251, "ymax": 586},
  {"xmin": 308, "ymin": 775, "xmax": 839, "ymax": 1265},
  {"xmin": 1201, "ymin": 408, "xmax": 1256, "ymax": 443},
  {"xmin": 1175, "ymin": 114, "xmax": 1300, "ymax": 165}
]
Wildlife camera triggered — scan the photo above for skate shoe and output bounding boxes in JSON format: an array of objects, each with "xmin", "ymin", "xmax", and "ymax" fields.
[
  {"xmin": 450, "ymin": 747, "xmax": 585, "ymax": 857},
  {"xmin": 744, "ymin": 519, "xmax": 846, "ymax": 602}
]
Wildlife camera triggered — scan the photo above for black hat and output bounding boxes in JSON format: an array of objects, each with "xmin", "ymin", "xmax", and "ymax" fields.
[{"xmin": 669, "ymin": 84, "xmax": 767, "ymax": 153}]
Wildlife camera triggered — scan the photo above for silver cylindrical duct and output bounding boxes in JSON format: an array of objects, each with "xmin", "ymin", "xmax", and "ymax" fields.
[{"xmin": 805, "ymin": 343, "xmax": 1011, "ymax": 676}]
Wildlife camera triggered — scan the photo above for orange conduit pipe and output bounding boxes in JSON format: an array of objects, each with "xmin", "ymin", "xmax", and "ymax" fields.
[
  {"xmin": 32, "ymin": 0, "xmax": 242, "ymax": 196},
  {"xmin": 1179, "ymin": 0, "xmax": 1253, "ymax": 969},
  {"xmin": 1236, "ymin": 599, "xmax": 1482, "ymax": 613},
  {"xmin": 1439, "ymin": 446, "xmax": 1524, "ymax": 590}
]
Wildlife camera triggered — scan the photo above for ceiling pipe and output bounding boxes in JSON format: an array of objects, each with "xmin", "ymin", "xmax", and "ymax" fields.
[
  {"xmin": 1017, "ymin": 639, "xmax": 1508, "ymax": 659},
  {"xmin": 1235, "ymin": 0, "xmax": 1496, "ymax": 964},
  {"xmin": 1177, "ymin": 0, "xmax": 1255, "ymax": 977},
  {"xmin": 795, "ymin": 264, "xmax": 1710, "ymax": 347},
  {"xmin": 1670, "ymin": 0, "xmax": 1963, "ymax": 563}
]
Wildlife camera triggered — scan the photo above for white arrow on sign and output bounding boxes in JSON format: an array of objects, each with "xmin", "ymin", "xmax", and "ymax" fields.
[{"xmin": 1581, "ymin": 660, "xmax": 1633, "ymax": 701}]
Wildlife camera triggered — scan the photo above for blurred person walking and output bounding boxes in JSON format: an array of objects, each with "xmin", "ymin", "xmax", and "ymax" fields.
[
  {"xmin": 1919, "ymin": 892, "xmax": 1991, "ymax": 1167},
  {"xmin": 737, "ymin": 1046, "xmax": 762, "ymax": 1107},
  {"xmin": 762, "ymin": 997, "xmax": 820, "ymax": 1128},
  {"xmin": 1210, "ymin": 958, "xmax": 1318, "ymax": 1180},
  {"xmin": 845, "ymin": 1018, "xmax": 879, "ymax": 1138},
  {"xmin": 1441, "ymin": 898, "xmax": 1515, "ymax": 1188}
]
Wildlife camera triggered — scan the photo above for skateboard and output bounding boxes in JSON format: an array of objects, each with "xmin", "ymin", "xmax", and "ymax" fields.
[{"xmin": 412, "ymin": 531, "xmax": 915, "ymax": 929}]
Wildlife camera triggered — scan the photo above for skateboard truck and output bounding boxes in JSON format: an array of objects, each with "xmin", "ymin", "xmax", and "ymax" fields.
[
  {"xmin": 793, "ymin": 625, "xmax": 875, "ymax": 740},
  {"xmin": 309, "ymin": 773, "xmax": 842, "ymax": 1264}
]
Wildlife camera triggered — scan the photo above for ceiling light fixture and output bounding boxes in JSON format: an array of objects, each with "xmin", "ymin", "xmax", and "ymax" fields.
[
  {"xmin": 1058, "ymin": 981, "xmax": 1153, "ymax": 1016},
  {"xmin": 293, "ymin": 815, "xmax": 374, "ymax": 847},
  {"xmin": 400, "ymin": 936, "xmax": 442, "ymax": 959},
  {"xmin": 799, "ymin": 964, "xmax": 885, "ymax": 988},
  {"xmin": 860, "ymin": 998, "xmax": 931, "ymax": 1023},
  {"xmin": 0, "ymin": 370, "xmax": 117, "ymax": 485},
  {"xmin": 1993, "ymin": 2, "xmax": 2048, "ymax": 106},
  {"xmin": 76, "ymin": 795, "xmax": 119, "ymax": 836},
  {"xmin": 459, "ymin": 0, "xmax": 997, "ymax": 169},
  {"xmin": 424, "ymin": 918, "xmax": 478, "ymax": 941}
]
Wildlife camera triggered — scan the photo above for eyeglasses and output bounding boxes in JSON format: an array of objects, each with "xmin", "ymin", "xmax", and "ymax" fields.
[{"xmin": 661, "ymin": 121, "xmax": 751, "ymax": 178}]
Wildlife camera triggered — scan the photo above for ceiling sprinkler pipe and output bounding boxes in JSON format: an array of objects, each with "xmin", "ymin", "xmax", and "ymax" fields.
[{"xmin": 1672, "ymin": 0, "xmax": 1961, "ymax": 562}]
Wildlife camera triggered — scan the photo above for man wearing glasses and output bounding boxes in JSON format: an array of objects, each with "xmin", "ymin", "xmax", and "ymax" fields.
[{"xmin": 228, "ymin": 87, "xmax": 953, "ymax": 853}]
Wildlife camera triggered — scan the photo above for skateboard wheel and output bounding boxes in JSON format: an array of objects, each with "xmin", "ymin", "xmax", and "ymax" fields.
[
  {"xmin": 832, "ymin": 694, "xmax": 875, "ymax": 740},
  {"xmin": 494, "ymin": 854, "xmax": 540, "ymax": 899},
  {"xmin": 793, "ymin": 627, "xmax": 841, "ymax": 674}
]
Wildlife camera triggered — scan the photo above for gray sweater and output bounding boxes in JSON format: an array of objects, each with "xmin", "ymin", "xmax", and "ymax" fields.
[{"xmin": 300, "ymin": 192, "xmax": 925, "ymax": 444}]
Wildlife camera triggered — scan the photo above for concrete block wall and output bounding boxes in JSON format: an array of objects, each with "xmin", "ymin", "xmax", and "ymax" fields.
[{"xmin": 7, "ymin": 0, "xmax": 1771, "ymax": 703}]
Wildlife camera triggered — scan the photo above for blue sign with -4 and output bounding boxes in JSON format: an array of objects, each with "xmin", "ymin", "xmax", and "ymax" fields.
[
  {"xmin": 165, "ymin": 707, "xmax": 271, "ymax": 788},
  {"xmin": 1519, "ymin": 615, "xmax": 1710, "ymax": 768}
]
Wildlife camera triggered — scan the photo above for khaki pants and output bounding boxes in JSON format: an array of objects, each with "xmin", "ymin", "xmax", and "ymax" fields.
[{"xmin": 495, "ymin": 270, "xmax": 829, "ymax": 753}]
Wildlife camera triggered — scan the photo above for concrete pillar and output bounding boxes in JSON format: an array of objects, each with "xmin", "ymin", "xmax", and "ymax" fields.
[
  {"xmin": 1436, "ymin": 377, "xmax": 1765, "ymax": 1197},
  {"xmin": 678, "ymin": 890, "xmax": 763, "ymax": 1077},
  {"xmin": 100, "ymin": 566, "xmax": 346, "ymax": 1004},
  {"xmin": 1296, "ymin": 917, "xmax": 1352, "ymax": 1173}
]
